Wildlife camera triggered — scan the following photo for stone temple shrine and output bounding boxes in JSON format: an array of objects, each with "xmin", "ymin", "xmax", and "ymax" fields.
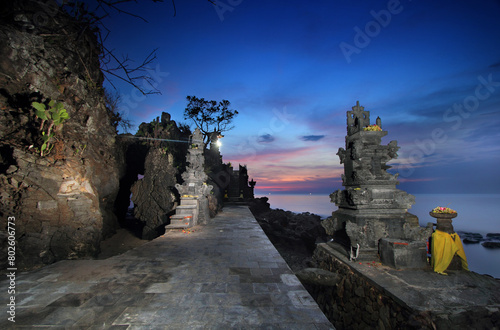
[
  {"xmin": 323, "ymin": 101, "xmax": 431, "ymax": 266},
  {"xmin": 166, "ymin": 128, "xmax": 212, "ymax": 229}
]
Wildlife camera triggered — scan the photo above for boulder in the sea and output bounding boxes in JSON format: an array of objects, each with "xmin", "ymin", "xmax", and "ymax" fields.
[
  {"xmin": 482, "ymin": 241, "xmax": 500, "ymax": 249},
  {"xmin": 463, "ymin": 238, "xmax": 481, "ymax": 244},
  {"xmin": 457, "ymin": 232, "xmax": 483, "ymax": 244},
  {"xmin": 486, "ymin": 233, "xmax": 500, "ymax": 240}
]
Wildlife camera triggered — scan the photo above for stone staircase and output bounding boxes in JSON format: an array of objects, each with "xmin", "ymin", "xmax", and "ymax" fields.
[{"xmin": 166, "ymin": 198, "xmax": 198, "ymax": 229}]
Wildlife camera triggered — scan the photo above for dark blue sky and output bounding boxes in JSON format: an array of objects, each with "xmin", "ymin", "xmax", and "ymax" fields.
[{"xmin": 93, "ymin": 0, "xmax": 500, "ymax": 195}]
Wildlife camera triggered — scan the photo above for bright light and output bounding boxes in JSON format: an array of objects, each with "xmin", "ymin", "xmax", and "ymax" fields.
[{"xmin": 216, "ymin": 140, "xmax": 222, "ymax": 147}]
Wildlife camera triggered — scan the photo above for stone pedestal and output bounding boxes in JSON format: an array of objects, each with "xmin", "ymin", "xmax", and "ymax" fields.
[
  {"xmin": 379, "ymin": 238, "xmax": 428, "ymax": 269},
  {"xmin": 429, "ymin": 212, "xmax": 456, "ymax": 234}
]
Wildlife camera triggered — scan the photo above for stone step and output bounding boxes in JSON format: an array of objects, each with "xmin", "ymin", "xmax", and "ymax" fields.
[
  {"xmin": 166, "ymin": 215, "xmax": 194, "ymax": 229},
  {"xmin": 165, "ymin": 222, "xmax": 191, "ymax": 229},
  {"xmin": 177, "ymin": 204, "xmax": 197, "ymax": 210},
  {"xmin": 180, "ymin": 199, "xmax": 198, "ymax": 206},
  {"xmin": 175, "ymin": 210, "xmax": 196, "ymax": 217},
  {"xmin": 170, "ymin": 214, "xmax": 194, "ymax": 220}
]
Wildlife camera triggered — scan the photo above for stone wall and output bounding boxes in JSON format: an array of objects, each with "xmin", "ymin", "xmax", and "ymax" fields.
[
  {"xmin": 0, "ymin": 1, "xmax": 122, "ymax": 270},
  {"xmin": 308, "ymin": 244, "xmax": 500, "ymax": 329},
  {"xmin": 309, "ymin": 245, "xmax": 418, "ymax": 329}
]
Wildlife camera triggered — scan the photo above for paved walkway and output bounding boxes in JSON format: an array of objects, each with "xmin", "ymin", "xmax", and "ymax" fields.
[{"xmin": 2, "ymin": 205, "xmax": 334, "ymax": 329}]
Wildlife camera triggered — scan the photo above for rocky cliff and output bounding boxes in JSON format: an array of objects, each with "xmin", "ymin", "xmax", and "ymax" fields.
[
  {"xmin": 0, "ymin": 1, "xmax": 228, "ymax": 270},
  {"xmin": 0, "ymin": 1, "xmax": 123, "ymax": 270}
]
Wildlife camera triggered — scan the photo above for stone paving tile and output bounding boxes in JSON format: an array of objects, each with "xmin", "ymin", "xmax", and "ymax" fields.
[
  {"xmin": 253, "ymin": 282, "xmax": 281, "ymax": 293},
  {"xmin": 0, "ymin": 205, "xmax": 334, "ymax": 329},
  {"xmin": 46, "ymin": 292, "xmax": 95, "ymax": 307}
]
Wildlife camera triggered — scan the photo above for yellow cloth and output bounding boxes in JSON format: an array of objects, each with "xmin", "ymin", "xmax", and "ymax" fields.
[{"xmin": 431, "ymin": 230, "xmax": 469, "ymax": 274}]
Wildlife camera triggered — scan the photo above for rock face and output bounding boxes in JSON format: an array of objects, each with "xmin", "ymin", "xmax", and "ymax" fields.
[
  {"xmin": 0, "ymin": 1, "xmax": 122, "ymax": 270},
  {"xmin": 131, "ymin": 149, "xmax": 178, "ymax": 239},
  {"xmin": 124, "ymin": 113, "xmax": 190, "ymax": 239},
  {"xmin": 249, "ymin": 197, "xmax": 328, "ymax": 271}
]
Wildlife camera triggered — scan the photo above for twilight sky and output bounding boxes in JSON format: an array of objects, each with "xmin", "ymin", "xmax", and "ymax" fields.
[{"xmin": 93, "ymin": 0, "xmax": 500, "ymax": 195}]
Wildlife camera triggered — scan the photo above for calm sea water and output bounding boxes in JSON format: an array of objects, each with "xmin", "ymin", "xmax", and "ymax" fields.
[{"xmin": 257, "ymin": 193, "xmax": 500, "ymax": 278}]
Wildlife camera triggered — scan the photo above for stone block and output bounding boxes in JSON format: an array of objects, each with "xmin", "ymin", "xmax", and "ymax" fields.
[
  {"xmin": 167, "ymin": 214, "xmax": 195, "ymax": 229},
  {"xmin": 379, "ymin": 238, "xmax": 427, "ymax": 269},
  {"xmin": 37, "ymin": 200, "xmax": 58, "ymax": 210}
]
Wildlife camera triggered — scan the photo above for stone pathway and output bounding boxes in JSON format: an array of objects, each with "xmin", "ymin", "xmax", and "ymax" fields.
[{"xmin": 1, "ymin": 205, "xmax": 334, "ymax": 329}]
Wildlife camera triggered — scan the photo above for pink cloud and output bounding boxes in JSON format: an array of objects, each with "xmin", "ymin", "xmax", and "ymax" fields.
[
  {"xmin": 133, "ymin": 105, "xmax": 161, "ymax": 120},
  {"xmin": 225, "ymin": 145, "xmax": 343, "ymax": 193}
]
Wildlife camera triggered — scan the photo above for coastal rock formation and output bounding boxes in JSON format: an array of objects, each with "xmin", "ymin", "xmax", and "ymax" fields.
[
  {"xmin": 0, "ymin": 1, "xmax": 122, "ymax": 270},
  {"xmin": 458, "ymin": 232, "xmax": 500, "ymax": 248},
  {"xmin": 482, "ymin": 241, "xmax": 500, "ymax": 249},
  {"xmin": 459, "ymin": 232, "xmax": 484, "ymax": 244},
  {"xmin": 249, "ymin": 197, "xmax": 328, "ymax": 270}
]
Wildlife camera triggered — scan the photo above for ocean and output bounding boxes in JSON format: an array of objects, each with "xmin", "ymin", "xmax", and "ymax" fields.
[{"xmin": 257, "ymin": 193, "xmax": 500, "ymax": 278}]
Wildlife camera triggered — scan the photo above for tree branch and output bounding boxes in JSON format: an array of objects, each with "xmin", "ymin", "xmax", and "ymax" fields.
[{"xmin": 60, "ymin": 0, "xmax": 216, "ymax": 95}]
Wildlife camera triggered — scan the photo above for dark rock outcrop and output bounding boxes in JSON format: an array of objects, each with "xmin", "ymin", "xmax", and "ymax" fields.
[
  {"xmin": 486, "ymin": 233, "xmax": 500, "ymax": 240},
  {"xmin": 249, "ymin": 197, "xmax": 328, "ymax": 271},
  {"xmin": 457, "ymin": 232, "xmax": 500, "ymax": 248},
  {"xmin": 131, "ymin": 148, "xmax": 178, "ymax": 239},
  {"xmin": 457, "ymin": 232, "xmax": 484, "ymax": 244},
  {"xmin": 295, "ymin": 267, "xmax": 340, "ymax": 287},
  {"xmin": 0, "ymin": 1, "xmax": 122, "ymax": 270},
  {"xmin": 483, "ymin": 233, "xmax": 500, "ymax": 249},
  {"xmin": 482, "ymin": 241, "xmax": 500, "ymax": 249},
  {"xmin": 124, "ymin": 113, "xmax": 189, "ymax": 239}
]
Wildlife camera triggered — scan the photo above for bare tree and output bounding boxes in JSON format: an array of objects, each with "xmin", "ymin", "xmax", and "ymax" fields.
[
  {"xmin": 62, "ymin": 0, "xmax": 215, "ymax": 95},
  {"xmin": 104, "ymin": 89, "xmax": 133, "ymax": 132},
  {"xmin": 62, "ymin": 0, "xmax": 163, "ymax": 95},
  {"xmin": 184, "ymin": 95, "xmax": 239, "ymax": 144}
]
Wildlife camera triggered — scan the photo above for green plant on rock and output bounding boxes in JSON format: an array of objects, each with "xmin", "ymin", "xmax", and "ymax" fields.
[
  {"xmin": 159, "ymin": 146, "xmax": 169, "ymax": 155},
  {"xmin": 73, "ymin": 143, "xmax": 87, "ymax": 156},
  {"xmin": 32, "ymin": 100, "xmax": 69, "ymax": 156},
  {"xmin": 40, "ymin": 131, "xmax": 54, "ymax": 155}
]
